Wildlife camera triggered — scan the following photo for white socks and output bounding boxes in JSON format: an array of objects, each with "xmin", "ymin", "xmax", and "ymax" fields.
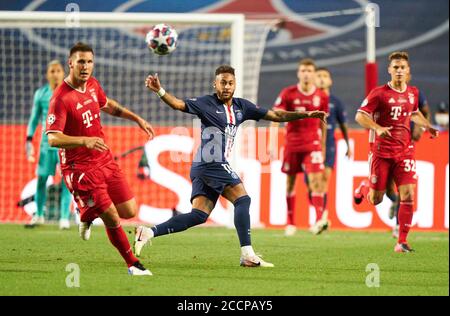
[{"xmin": 241, "ymin": 245, "xmax": 256, "ymax": 257}]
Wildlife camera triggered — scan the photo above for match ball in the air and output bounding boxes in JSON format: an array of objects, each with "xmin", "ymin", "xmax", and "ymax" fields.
[{"xmin": 145, "ymin": 23, "xmax": 178, "ymax": 56}]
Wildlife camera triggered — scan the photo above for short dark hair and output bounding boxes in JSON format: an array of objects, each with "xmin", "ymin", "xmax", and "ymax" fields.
[
  {"xmin": 215, "ymin": 65, "xmax": 235, "ymax": 76},
  {"xmin": 316, "ymin": 67, "xmax": 331, "ymax": 74},
  {"xmin": 70, "ymin": 42, "xmax": 94, "ymax": 57},
  {"xmin": 389, "ymin": 51, "xmax": 409, "ymax": 63},
  {"xmin": 298, "ymin": 58, "xmax": 316, "ymax": 69}
]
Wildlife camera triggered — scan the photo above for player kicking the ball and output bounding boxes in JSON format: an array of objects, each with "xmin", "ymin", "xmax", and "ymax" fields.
[
  {"xmin": 136, "ymin": 65, "xmax": 327, "ymax": 268},
  {"xmin": 354, "ymin": 52, "xmax": 439, "ymax": 253},
  {"xmin": 46, "ymin": 42, "xmax": 155, "ymax": 275}
]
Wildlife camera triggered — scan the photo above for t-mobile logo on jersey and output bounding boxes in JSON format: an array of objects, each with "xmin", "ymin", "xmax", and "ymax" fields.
[
  {"xmin": 390, "ymin": 106, "xmax": 403, "ymax": 120},
  {"xmin": 82, "ymin": 110, "xmax": 94, "ymax": 128}
]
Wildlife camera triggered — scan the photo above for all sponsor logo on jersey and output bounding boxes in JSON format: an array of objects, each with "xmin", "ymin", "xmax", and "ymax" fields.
[
  {"xmin": 82, "ymin": 110, "xmax": 94, "ymax": 128},
  {"xmin": 390, "ymin": 106, "xmax": 403, "ymax": 120}
]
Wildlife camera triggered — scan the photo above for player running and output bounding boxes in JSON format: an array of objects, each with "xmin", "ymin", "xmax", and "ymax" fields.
[
  {"xmin": 269, "ymin": 59, "xmax": 329, "ymax": 236},
  {"xmin": 387, "ymin": 76, "xmax": 430, "ymax": 238},
  {"xmin": 136, "ymin": 65, "xmax": 327, "ymax": 268},
  {"xmin": 353, "ymin": 52, "xmax": 439, "ymax": 253},
  {"xmin": 46, "ymin": 42, "xmax": 155, "ymax": 275},
  {"xmin": 25, "ymin": 60, "xmax": 72, "ymax": 229}
]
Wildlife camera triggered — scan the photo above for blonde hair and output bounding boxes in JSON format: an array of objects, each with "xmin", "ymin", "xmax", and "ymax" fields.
[
  {"xmin": 47, "ymin": 59, "xmax": 63, "ymax": 69},
  {"xmin": 389, "ymin": 51, "xmax": 409, "ymax": 63}
]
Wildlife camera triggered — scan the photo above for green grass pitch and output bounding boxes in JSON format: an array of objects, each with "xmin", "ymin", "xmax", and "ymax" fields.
[{"xmin": 0, "ymin": 224, "xmax": 448, "ymax": 296}]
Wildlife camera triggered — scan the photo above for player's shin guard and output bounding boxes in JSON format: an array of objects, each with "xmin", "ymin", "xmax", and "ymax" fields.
[
  {"xmin": 106, "ymin": 225, "xmax": 139, "ymax": 267},
  {"xmin": 234, "ymin": 195, "xmax": 252, "ymax": 247},
  {"xmin": 398, "ymin": 201, "xmax": 414, "ymax": 244},
  {"xmin": 152, "ymin": 209, "xmax": 208, "ymax": 237},
  {"xmin": 286, "ymin": 194, "xmax": 296, "ymax": 226},
  {"xmin": 311, "ymin": 192, "xmax": 325, "ymax": 222}
]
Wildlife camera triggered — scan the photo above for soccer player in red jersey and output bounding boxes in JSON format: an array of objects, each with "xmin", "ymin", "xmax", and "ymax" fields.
[
  {"xmin": 46, "ymin": 42, "xmax": 155, "ymax": 275},
  {"xmin": 270, "ymin": 58, "xmax": 330, "ymax": 236},
  {"xmin": 354, "ymin": 51, "xmax": 439, "ymax": 253}
]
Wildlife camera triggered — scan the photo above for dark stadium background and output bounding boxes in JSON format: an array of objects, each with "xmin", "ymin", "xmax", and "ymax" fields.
[{"xmin": 1, "ymin": 0, "xmax": 448, "ymax": 125}]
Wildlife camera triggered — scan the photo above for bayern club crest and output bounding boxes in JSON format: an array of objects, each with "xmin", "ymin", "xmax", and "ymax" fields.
[{"xmin": 313, "ymin": 96, "xmax": 321, "ymax": 108}]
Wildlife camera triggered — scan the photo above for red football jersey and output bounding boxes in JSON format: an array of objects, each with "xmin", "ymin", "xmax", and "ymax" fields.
[
  {"xmin": 274, "ymin": 85, "xmax": 329, "ymax": 152},
  {"xmin": 358, "ymin": 83, "xmax": 419, "ymax": 158},
  {"xmin": 46, "ymin": 77, "xmax": 113, "ymax": 171}
]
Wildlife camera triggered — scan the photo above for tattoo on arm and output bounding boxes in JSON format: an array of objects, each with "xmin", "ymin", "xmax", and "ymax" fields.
[{"xmin": 111, "ymin": 103, "xmax": 124, "ymax": 117}]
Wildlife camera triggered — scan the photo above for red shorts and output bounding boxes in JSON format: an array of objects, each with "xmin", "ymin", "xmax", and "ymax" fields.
[
  {"xmin": 63, "ymin": 161, "xmax": 134, "ymax": 223},
  {"xmin": 368, "ymin": 152, "xmax": 417, "ymax": 191},
  {"xmin": 281, "ymin": 150, "xmax": 325, "ymax": 175}
]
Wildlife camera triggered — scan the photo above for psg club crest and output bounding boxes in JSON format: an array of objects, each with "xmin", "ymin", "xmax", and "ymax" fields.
[{"xmin": 236, "ymin": 111, "xmax": 243, "ymax": 121}]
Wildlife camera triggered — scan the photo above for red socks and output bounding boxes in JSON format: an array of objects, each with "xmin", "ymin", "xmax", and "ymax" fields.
[
  {"xmin": 398, "ymin": 201, "xmax": 414, "ymax": 244},
  {"xmin": 106, "ymin": 225, "xmax": 138, "ymax": 267},
  {"xmin": 286, "ymin": 194, "xmax": 296, "ymax": 225},
  {"xmin": 311, "ymin": 193, "xmax": 325, "ymax": 222}
]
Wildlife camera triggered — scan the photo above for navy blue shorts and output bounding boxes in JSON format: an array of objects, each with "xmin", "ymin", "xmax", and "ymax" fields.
[
  {"xmin": 325, "ymin": 145, "xmax": 336, "ymax": 169},
  {"xmin": 190, "ymin": 162, "xmax": 242, "ymax": 204}
]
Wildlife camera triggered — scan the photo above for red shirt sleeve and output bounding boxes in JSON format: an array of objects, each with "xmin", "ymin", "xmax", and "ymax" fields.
[
  {"xmin": 46, "ymin": 96, "xmax": 67, "ymax": 134},
  {"xmin": 91, "ymin": 77, "xmax": 108, "ymax": 108},
  {"xmin": 273, "ymin": 88, "xmax": 288, "ymax": 110},
  {"xmin": 358, "ymin": 88, "xmax": 379, "ymax": 115}
]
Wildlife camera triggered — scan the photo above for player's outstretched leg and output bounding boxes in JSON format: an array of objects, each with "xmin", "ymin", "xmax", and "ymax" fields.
[
  {"xmin": 232, "ymin": 195, "xmax": 274, "ymax": 268},
  {"xmin": 100, "ymin": 206, "xmax": 152, "ymax": 275},
  {"xmin": 134, "ymin": 209, "xmax": 209, "ymax": 257},
  {"xmin": 394, "ymin": 184, "xmax": 416, "ymax": 253}
]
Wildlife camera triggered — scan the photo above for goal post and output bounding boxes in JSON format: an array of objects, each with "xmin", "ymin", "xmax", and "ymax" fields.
[{"xmin": 0, "ymin": 11, "xmax": 271, "ymax": 225}]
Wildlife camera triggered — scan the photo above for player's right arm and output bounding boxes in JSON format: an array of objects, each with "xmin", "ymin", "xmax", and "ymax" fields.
[
  {"xmin": 145, "ymin": 74, "xmax": 186, "ymax": 111},
  {"xmin": 25, "ymin": 89, "xmax": 43, "ymax": 162},
  {"xmin": 355, "ymin": 89, "xmax": 392, "ymax": 138},
  {"xmin": 47, "ymin": 132, "xmax": 108, "ymax": 151}
]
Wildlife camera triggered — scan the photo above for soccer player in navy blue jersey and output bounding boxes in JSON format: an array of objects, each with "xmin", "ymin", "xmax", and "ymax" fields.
[{"xmin": 135, "ymin": 65, "xmax": 327, "ymax": 268}]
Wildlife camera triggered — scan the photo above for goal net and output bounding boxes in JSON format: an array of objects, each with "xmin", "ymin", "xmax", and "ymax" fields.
[{"xmin": 0, "ymin": 11, "xmax": 272, "ymax": 224}]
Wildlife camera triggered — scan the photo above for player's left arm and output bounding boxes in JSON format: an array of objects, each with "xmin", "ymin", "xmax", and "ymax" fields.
[
  {"xmin": 411, "ymin": 110, "xmax": 439, "ymax": 138},
  {"xmin": 263, "ymin": 109, "xmax": 327, "ymax": 124},
  {"xmin": 412, "ymin": 91, "xmax": 431, "ymax": 141},
  {"xmin": 101, "ymin": 98, "xmax": 155, "ymax": 139},
  {"xmin": 25, "ymin": 90, "xmax": 43, "ymax": 163}
]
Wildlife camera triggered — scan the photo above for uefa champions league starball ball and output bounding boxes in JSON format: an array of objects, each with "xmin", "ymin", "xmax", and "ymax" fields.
[{"xmin": 145, "ymin": 23, "xmax": 178, "ymax": 56}]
